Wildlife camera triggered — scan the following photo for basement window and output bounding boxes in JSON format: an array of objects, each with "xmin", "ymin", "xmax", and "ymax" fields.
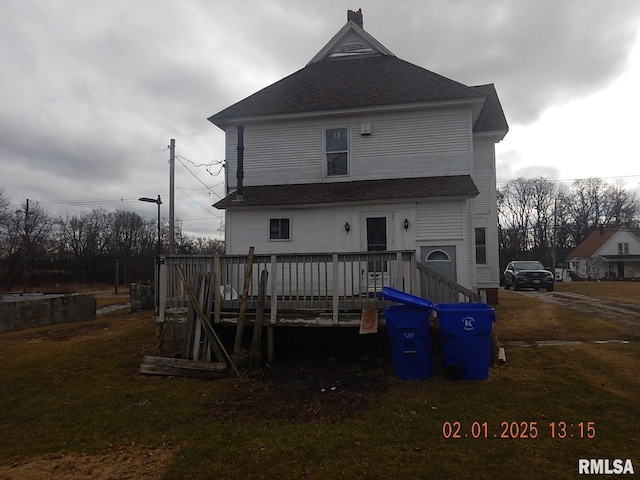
[
  {"xmin": 326, "ymin": 127, "xmax": 348, "ymax": 176},
  {"xmin": 269, "ymin": 218, "xmax": 290, "ymax": 240}
]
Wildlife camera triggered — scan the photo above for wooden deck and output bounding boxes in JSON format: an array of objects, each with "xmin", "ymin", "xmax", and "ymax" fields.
[{"xmin": 157, "ymin": 250, "xmax": 480, "ymax": 327}]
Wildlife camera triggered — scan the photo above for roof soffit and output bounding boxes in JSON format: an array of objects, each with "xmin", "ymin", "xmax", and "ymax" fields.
[{"xmin": 308, "ymin": 20, "xmax": 395, "ymax": 64}]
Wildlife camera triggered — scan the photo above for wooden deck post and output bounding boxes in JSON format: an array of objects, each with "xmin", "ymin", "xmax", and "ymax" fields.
[
  {"xmin": 213, "ymin": 256, "xmax": 221, "ymax": 323},
  {"xmin": 411, "ymin": 251, "xmax": 418, "ymax": 296},
  {"xmin": 250, "ymin": 269, "xmax": 268, "ymax": 370},
  {"xmin": 158, "ymin": 259, "xmax": 167, "ymax": 321},
  {"xmin": 270, "ymin": 254, "xmax": 278, "ymax": 324},
  {"xmin": 395, "ymin": 251, "xmax": 403, "ymax": 290},
  {"xmin": 332, "ymin": 254, "xmax": 339, "ymax": 324}
]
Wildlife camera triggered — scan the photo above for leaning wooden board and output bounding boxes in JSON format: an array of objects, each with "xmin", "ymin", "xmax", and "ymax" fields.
[{"xmin": 139, "ymin": 355, "xmax": 227, "ymax": 379}]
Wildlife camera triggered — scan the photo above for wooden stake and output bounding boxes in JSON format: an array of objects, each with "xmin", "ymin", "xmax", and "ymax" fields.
[{"xmin": 233, "ymin": 246, "xmax": 255, "ymax": 356}]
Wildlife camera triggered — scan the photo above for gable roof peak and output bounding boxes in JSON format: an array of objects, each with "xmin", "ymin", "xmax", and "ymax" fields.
[{"xmin": 308, "ymin": 10, "xmax": 395, "ymax": 65}]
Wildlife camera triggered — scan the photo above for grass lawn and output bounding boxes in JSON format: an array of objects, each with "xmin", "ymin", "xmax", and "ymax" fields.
[{"xmin": 0, "ymin": 285, "xmax": 638, "ymax": 479}]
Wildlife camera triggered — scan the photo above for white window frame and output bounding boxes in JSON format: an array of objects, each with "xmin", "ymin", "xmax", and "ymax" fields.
[{"xmin": 325, "ymin": 127, "xmax": 349, "ymax": 177}]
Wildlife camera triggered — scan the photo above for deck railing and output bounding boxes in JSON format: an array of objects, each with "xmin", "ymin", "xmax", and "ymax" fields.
[
  {"xmin": 159, "ymin": 250, "xmax": 417, "ymax": 325},
  {"xmin": 157, "ymin": 251, "xmax": 482, "ymax": 326},
  {"xmin": 416, "ymin": 261, "xmax": 482, "ymax": 303}
]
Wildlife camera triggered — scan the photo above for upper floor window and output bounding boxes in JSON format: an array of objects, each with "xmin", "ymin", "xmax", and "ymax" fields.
[
  {"xmin": 269, "ymin": 218, "xmax": 290, "ymax": 241},
  {"xmin": 326, "ymin": 127, "xmax": 348, "ymax": 176},
  {"xmin": 618, "ymin": 242, "xmax": 629, "ymax": 255},
  {"xmin": 475, "ymin": 228, "xmax": 487, "ymax": 264}
]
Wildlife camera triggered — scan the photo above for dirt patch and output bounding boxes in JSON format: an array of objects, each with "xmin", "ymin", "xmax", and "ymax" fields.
[
  {"xmin": 210, "ymin": 326, "xmax": 396, "ymax": 423},
  {"xmin": 0, "ymin": 447, "xmax": 174, "ymax": 480},
  {"xmin": 213, "ymin": 358, "xmax": 394, "ymax": 424}
]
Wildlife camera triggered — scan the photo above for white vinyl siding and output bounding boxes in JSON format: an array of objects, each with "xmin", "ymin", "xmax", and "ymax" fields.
[
  {"xmin": 225, "ymin": 109, "xmax": 472, "ymax": 189},
  {"xmin": 415, "ymin": 200, "xmax": 464, "ymax": 241},
  {"xmin": 225, "ymin": 123, "xmax": 323, "ymax": 189},
  {"xmin": 228, "ymin": 208, "xmax": 336, "ymax": 254},
  {"xmin": 471, "ymin": 139, "xmax": 495, "ymax": 214}
]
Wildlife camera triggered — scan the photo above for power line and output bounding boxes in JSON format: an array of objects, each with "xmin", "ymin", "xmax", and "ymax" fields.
[
  {"xmin": 174, "ymin": 153, "xmax": 225, "ymax": 177},
  {"xmin": 175, "ymin": 156, "xmax": 224, "ymax": 200},
  {"xmin": 174, "ymin": 153, "xmax": 223, "ymax": 169},
  {"xmin": 175, "ymin": 186, "xmax": 220, "ymax": 217}
]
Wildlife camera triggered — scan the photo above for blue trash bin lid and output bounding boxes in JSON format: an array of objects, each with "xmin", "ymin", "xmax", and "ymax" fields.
[{"xmin": 381, "ymin": 287, "xmax": 436, "ymax": 310}]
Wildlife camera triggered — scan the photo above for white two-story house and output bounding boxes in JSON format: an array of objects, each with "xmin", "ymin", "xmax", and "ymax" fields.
[{"xmin": 208, "ymin": 10, "xmax": 508, "ymax": 304}]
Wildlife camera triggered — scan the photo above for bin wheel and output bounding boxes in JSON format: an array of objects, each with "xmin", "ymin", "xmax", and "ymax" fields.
[{"xmin": 444, "ymin": 363, "xmax": 465, "ymax": 381}]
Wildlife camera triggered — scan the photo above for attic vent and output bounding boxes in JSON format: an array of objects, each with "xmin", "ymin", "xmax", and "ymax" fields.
[{"xmin": 328, "ymin": 31, "xmax": 379, "ymax": 60}]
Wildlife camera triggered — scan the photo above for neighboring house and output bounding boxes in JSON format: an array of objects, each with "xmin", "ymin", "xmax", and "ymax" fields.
[
  {"xmin": 208, "ymin": 10, "xmax": 508, "ymax": 301},
  {"xmin": 567, "ymin": 226, "xmax": 640, "ymax": 279}
]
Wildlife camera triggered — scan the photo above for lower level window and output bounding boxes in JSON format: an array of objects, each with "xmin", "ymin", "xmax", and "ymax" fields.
[{"xmin": 270, "ymin": 218, "xmax": 290, "ymax": 240}]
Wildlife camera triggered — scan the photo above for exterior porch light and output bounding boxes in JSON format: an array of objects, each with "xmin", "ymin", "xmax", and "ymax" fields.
[
  {"xmin": 344, "ymin": 222, "xmax": 351, "ymax": 234},
  {"xmin": 403, "ymin": 218, "xmax": 410, "ymax": 231}
]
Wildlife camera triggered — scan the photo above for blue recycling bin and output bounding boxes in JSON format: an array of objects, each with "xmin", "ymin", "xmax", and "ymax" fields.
[
  {"xmin": 437, "ymin": 303, "xmax": 495, "ymax": 380},
  {"xmin": 382, "ymin": 287, "xmax": 435, "ymax": 379}
]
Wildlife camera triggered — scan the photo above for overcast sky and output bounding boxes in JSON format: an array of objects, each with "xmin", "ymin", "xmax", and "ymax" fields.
[{"xmin": 2, "ymin": 0, "xmax": 639, "ymax": 239}]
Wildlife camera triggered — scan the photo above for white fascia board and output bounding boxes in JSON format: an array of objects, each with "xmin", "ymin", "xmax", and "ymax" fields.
[{"xmin": 216, "ymin": 97, "xmax": 488, "ymax": 128}]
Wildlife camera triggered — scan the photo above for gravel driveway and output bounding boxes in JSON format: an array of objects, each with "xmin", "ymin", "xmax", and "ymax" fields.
[{"xmin": 513, "ymin": 289, "xmax": 640, "ymax": 333}]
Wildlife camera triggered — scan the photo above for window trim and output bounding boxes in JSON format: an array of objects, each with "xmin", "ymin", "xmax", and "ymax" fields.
[
  {"xmin": 325, "ymin": 127, "xmax": 349, "ymax": 177},
  {"xmin": 269, "ymin": 218, "xmax": 291, "ymax": 241},
  {"xmin": 475, "ymin": 227, "xmax": 487, "ymax": 265}
]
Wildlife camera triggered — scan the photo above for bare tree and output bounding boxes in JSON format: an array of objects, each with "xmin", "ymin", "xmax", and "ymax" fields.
[
  {"xmin": 498, "ymin": 178, "xmax": 534, "ymax": 255},
  {"xmin": 0, "ymin": 200, "xmax": 58, "ymax": 290}
]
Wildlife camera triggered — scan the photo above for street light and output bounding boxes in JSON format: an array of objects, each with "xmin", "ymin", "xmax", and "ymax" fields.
[
  {"xmin": 139, "ymin": 195, "xmax": 162, "ymax": 256},
  {"xmin": 139, "ymin": 195, "xmax": 162, "ymax": 315}
]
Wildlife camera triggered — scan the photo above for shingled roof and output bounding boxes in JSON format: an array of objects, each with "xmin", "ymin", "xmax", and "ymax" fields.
[
  {"xmin": 208, "ymin": 20, "xmax": 508, "ymax": 134},
  {"xmin": 214, "ymin": 175, "xmax": 479, "ymax": 209},
  {"xmin": 209, "ymin": 55, "xmax": 491, "ymax": 126},
  {"xmin": 472, "ymin": 84, "xmax": 509, "ymax": 134}
]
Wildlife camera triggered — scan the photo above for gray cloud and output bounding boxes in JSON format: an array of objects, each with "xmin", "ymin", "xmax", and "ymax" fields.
[{"xmin": 1, "ymin": 0, "xmax": 639, "ymax": 237}]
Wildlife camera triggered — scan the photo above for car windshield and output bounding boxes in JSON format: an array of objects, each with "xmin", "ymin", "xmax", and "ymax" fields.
[{"xmin": 514, "ymin": 261, "xmax": 545, "ymax": 271}]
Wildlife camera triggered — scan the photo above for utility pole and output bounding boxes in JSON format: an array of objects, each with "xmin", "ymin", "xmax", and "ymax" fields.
[
  {"xmin": 552, "ymin": 194, "xmax": 557, "ymax": 277},
  {"xmin": 169, "ymin": 139, "xmax": 176, "ymax": 255},
  {"xmin": 22, "ymin": 199, "xmax": 29, "ymax": 293}
]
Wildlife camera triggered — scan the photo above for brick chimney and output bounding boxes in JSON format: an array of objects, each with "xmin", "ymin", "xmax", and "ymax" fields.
[{"xmin": 347, "ymin": 9, "xmax": 363, "ymax": 28}]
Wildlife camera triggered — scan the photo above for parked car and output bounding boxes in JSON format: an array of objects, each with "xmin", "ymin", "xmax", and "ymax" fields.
[{"xmin": 503, "ymin": 261, "xmax": 554, "ymax": 291}]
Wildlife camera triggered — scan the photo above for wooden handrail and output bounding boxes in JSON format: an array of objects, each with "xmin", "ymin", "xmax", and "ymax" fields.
[{"xmin": 415, "ymin": 261, "xmax": 481, "ymax": 303}]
